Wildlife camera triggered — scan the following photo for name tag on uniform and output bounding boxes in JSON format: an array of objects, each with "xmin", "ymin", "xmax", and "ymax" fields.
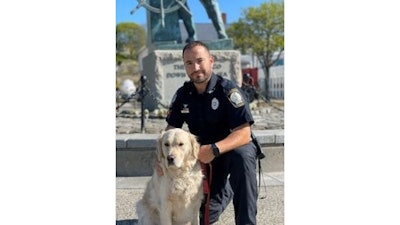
[{"xmin": 181, "ymin": 104, "xmax": 190, "ymax": 113}]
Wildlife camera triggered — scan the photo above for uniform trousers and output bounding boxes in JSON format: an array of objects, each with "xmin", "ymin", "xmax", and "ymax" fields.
[{"xmin": 200, "ymin": 142, "xmax": 258, "ymax": 225}]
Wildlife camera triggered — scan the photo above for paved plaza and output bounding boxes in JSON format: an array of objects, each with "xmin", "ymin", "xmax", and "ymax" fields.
[{"xmin": 116, "ymin": 171, "xmax": 284, "ymax": 225}]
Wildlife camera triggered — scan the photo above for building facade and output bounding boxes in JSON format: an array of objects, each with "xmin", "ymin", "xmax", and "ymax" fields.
[
  {"xmin": 269, "ymin": 51, "xmax": 284, "ymax": 99},
  {"xmin": 241, "ymin": 51, "xmax": 284, "ymax": 99}
]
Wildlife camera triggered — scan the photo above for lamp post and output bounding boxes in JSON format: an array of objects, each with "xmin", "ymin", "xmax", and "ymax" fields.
[{"xmin": 139, "ymin": 75, "xmax": 148, "ymax": 133}]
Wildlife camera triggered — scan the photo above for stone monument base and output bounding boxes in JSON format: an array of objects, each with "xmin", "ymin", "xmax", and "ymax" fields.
[{"xmin": 140, "ymin": 45, "xmax": 242, "ymax": 111}]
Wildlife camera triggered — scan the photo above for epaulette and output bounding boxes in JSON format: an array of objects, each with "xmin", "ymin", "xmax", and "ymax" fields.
[{"xmin": 219, "ymin": 78, "xmax": 231, "ymax": 90}]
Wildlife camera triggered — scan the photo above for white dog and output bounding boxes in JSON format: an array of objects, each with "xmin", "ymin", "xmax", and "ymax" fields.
[{"xmin": 137, "ymin": 128, "xmax": 204, "ymax": 225}]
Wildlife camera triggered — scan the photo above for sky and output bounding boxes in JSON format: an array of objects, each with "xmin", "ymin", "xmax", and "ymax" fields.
[{"xmin": 116, "ymin": 0, "xmax": 270, "ymax": 25}]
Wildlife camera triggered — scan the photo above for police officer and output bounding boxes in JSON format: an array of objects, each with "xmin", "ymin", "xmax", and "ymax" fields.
[{"xmin": 165, "ymin": 41, "xmax": 258, "ymax": 225}]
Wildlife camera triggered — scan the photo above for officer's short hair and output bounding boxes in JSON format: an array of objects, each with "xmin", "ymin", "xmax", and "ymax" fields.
[{"xmin": 182, "ymin": 41, "xmax": 211, "ymax": 58}]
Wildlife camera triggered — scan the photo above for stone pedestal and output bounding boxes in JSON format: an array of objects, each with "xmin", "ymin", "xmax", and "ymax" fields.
[{"xmin": 140, "ymin": 45, "xmax": 242, "ymax": 111}]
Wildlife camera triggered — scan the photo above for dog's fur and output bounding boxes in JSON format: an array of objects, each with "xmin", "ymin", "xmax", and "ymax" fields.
[{"xmin": 137, "ymin": 128, "xmax": 204, "ymax": 225}]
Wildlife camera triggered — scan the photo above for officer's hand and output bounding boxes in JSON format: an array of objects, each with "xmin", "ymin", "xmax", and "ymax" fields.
[{"xmin": 198, "ymin": 144, "xmax": 215, "ymax": 164}]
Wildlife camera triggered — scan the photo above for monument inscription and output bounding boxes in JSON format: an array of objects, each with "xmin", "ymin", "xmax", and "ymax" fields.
[{"xmin": 142, "ymin": 50, "xmax": 241, "ymax": 111}]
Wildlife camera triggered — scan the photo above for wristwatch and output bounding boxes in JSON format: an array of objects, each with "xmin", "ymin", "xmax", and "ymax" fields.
[{"xmin": 211, "ymin": 143, "xmax": 220, "ymax": 157}]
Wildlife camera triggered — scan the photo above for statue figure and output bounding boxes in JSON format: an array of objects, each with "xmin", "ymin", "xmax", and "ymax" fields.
[
  {"xmin": 131, "ymin": 0, "xmax": 193, "ymax": 44},
  {"xmin": 199, "ymin": 0, "xmax": 228, "ymax": 39},
  {"xmin": 130, "ymin": 0, "xmax": 228, "ymax": 45},
  {"xmin": 180, "ymin": 0, "xmax": 228, "ymax": 41},
  {"xmin": 177, "ymin": 2, "xmax": 197, "ymax": 42}
]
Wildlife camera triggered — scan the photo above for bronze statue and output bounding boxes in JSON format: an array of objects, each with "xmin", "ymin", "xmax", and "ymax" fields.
[
  {"xmin": 178, "ymin": 1, "xmax": 197, "ymax": 42},
  {"xmin": 130, "ymin": 0, "xmax": 228, "ymax": 45},
  {"xmin": 199, "ymin": 0, "xmax": 228, "ymax": 39}
]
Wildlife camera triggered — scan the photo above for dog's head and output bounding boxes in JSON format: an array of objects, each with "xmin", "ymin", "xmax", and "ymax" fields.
[{"xmin": 157, "ymin": 128, "xmax": 200, "ymax": 170}]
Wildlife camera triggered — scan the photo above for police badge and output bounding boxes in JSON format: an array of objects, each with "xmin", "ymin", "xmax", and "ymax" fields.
[{"xmin": 211, "ymin": 97, "xmax": 219, "ymax": 110}]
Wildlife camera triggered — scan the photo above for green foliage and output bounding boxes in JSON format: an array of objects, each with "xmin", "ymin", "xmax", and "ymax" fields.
[
  {"xmin": 227, "ymin": 1, "xmax": 284, "ymax": 61},
  {"xmin": 116, "ymin": 22, "xmax": 146, "ymax": 60},
  {"xmin": 116, "ymin": 53, "xmax": 128, "ymax": 63},
  {"xmin": 226, "ymin": 1, "xmax": 284, "ymax": 98}
]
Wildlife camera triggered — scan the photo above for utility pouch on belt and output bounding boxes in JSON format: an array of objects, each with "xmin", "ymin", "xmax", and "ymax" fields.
[{"xmin": 251, "ymin": 132, "xmax": 265, "ymax": 159}]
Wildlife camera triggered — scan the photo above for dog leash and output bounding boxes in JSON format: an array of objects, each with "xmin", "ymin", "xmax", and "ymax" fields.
[{"xmin": 201, "ymin": 163, "xmax": 212, "ymax": 225}]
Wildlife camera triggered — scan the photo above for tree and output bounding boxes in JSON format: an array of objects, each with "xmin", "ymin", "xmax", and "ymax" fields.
[
  {"xmin": 116, "ymin": 22, "xmax": 146, "ymax": 61},
  {"xmin": 227, "ymin": 1, "xmax": 284, "ymax": 99}
]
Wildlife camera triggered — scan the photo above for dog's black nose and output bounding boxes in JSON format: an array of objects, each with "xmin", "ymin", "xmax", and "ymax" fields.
[{"xmin": 167, "ymin": 155, "xmax": 175, "ymax": 164}]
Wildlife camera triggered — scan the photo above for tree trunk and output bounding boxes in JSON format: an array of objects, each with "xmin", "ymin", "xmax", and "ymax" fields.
[{"xmin": 264, "ymin": 66, "xmax": 270, "ymax": 101}]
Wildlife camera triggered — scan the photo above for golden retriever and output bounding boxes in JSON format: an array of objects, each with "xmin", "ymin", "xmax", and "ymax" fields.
[{"xmin": 136, "ymin": 128, "xmax": 204, "ymax": 225}]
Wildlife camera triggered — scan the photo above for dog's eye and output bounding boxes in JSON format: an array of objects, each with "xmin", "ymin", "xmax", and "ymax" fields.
[
  {"xmin": 178, "ymin": 142, "xmax": 184, "ymax": 146},
  {"xmin": 164, "ymin": 143, "xmax": 170, "ymax": 147}
]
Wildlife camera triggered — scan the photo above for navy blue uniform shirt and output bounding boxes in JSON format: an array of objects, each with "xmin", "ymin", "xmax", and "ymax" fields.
[{"xmin": 166, "ymin": 74, "xmax": 254, "ymax": 145}]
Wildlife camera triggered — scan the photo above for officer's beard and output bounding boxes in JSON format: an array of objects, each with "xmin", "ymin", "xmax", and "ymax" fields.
[{"xmin": 190, "ymin": 70, "xmax": 211, "ymax": 84}]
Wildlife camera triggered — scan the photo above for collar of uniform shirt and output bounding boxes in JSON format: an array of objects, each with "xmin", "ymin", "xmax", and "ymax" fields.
[
  {"xmin": 188, "ymin": 73, "xmax": 218, "ymax": 95},
  {"xmin": 205, "ymin": 73, "xmax": 218, "ymax": 94}
]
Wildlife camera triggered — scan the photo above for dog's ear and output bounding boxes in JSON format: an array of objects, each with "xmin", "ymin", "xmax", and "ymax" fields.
[
  {"xmin": 190, "ymin": 133, "xmax": 200, "ymax": 160},
  {"xmin": 156, "ymin": 131, "xmax": 166, "ymax": 162}
]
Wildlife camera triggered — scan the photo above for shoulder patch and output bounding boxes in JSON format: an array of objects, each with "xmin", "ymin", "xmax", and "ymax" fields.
[{"xmin": 228, "ymin": 88, "xmax": 245, "ymax": 108}]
